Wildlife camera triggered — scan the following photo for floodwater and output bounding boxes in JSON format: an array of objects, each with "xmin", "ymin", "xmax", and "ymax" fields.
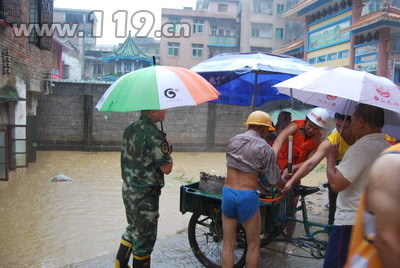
[
  {"xmin": 0, "ymin": 151, "xmax": 228, "ymax": 267},
  {"xmin": 0, "ymin": 151, "xmax": 328, "ymax": 268}
]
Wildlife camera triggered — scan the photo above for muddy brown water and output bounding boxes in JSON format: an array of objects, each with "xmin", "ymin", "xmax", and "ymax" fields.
[{"xmin": 0, "ymin": 151, "xmax": 328, "ymax": 267}]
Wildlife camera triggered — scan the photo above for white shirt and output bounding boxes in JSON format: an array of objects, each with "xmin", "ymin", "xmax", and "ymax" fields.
[{"xmin": 334, "ymin": 133, "xmax": 390, "ymax": 226}]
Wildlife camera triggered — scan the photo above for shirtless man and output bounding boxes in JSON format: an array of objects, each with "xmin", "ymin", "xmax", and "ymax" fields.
[{"xmin": 222, "ymin": 111, "xmax": 281, "ymax": 268}]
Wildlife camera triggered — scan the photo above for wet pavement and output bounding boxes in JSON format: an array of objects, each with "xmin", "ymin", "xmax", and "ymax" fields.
[{"xmin": 62, "ymin": 228, "xmax": 324, "ymax": 268}]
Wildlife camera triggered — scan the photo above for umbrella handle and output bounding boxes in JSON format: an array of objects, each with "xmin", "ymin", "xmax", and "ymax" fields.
[{"xmin": 160, "ymin": 121, "xmax": 163, "ymax": 132}]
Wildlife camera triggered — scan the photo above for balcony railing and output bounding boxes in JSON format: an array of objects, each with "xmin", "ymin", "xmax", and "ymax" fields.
[{"xmin": 208, "ymin": 36, "xmax": 239, "ymax": 47}]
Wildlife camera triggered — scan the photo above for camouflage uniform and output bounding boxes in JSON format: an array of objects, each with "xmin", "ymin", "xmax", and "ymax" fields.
[{"xmin": 120, "ymin": 115, "xmax": 172, "ymax": 257}]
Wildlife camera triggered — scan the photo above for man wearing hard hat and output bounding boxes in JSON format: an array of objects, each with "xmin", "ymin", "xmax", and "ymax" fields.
[{"xmin": 272, "ymin": 107, "xmax": 330, "ymax": 253}]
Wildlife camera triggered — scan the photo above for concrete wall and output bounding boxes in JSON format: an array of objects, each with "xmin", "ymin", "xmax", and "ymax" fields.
[{"xmin": 36, "ymin": 81, "xmax": 252, "ymax": 152}]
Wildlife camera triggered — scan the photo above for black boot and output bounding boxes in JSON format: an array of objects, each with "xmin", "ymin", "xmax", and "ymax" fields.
[
  {"xmin": 132, "ymin": 255, "xmax": 150, "ymax": 268},
  {"xmin": 115, "ymin": 238, "xmax": 133, "ymax": 268}
]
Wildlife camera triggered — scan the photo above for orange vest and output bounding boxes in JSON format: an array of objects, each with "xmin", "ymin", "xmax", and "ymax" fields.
[
  {"xmin": 345, "ymin": 143, "xmax": 400, "ymax": 268},
  {"xmin": 277, "ymin": 120, "xmax": 322, "ymax": 170}
]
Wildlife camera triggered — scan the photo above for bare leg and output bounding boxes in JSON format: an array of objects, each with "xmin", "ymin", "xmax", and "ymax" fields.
[
  {"xmin": 242, "ymin": 209, "xmax": 261, "ymax": 268},
  {"xmin": 222, "ymin": 214, "xmax": 238, "ymax": 268}
]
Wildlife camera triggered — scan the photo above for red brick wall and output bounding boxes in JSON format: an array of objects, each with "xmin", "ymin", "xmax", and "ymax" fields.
[{"xmin": 0, "ymin": 0, "xmax": 52, "ymax": 91}]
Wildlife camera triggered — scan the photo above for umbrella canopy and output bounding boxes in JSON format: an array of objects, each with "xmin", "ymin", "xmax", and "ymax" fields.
[
  {"xmin": 273, "ymin": 66, "xmax": 400, "ymax": 139},
  {"xmin": 190, "ymin": 52, "xmax": 315, "ymax": 107},
  {"xmin": 95, "ymin": 65, "xmax": 220, "ymax": 113},
  {"xmin": 274, "ymin": 66, "xmax": 400, "ymax": 113}
]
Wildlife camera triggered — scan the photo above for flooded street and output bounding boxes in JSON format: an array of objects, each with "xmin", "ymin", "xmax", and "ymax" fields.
[
  {"xmin": 0, "ymin": 151, "xmax": 228, "ymax": 267},
  {"xmin": 0, "ymin": 151, "xmax": 328, "ymax": 267}
]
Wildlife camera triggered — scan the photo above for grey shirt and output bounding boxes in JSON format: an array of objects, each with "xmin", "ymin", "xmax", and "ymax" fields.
[{"xmin": 226, "ymin": 129, "xmax": 280, "ymax": 185}]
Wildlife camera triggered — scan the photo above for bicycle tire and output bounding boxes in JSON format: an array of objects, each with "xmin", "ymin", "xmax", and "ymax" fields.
[{"xmin": 188, "ymin": 211, "xmax": 247, "ymax": 268}]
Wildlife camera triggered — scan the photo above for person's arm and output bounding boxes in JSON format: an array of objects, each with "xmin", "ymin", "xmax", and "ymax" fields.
[
  {"xmin": 325, "ymin": 144, "xmax": 351, "ymax": 192},
  {"xmin": 272, "ymin": 122, "xmax": 298, "ymax": 157},
  {"xmin": 366, "ymin": 153, "xmax": 400, "ymax": 267},
  {"xmin": 281, "ymin": 139, "xmax": 330, "ymax": 193}
]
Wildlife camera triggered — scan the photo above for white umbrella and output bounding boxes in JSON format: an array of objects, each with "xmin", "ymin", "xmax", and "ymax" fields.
[
  {"xmin": 273, "ymin": 66, "xmax": 400, "ymax": 139},
  {"xmin": 274, "ymin": 66, "xmax": 400, "ymax": 113}
]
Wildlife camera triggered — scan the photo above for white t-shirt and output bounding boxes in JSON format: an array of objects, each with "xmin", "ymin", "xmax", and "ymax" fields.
[{"xmin": 334, "ymin": 133, "xmax": 390, "ymax": 226}]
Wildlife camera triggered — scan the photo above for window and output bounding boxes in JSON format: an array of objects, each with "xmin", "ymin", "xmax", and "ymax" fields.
[
  {"xmin": 308, "ymin": 58, "xmax": 316, "ymax": 64},
  {"xmin": 93, "ymin": 64, "xmax": 103, "ymax": 76},
  {"xmin": 192, "ymin": 44, "xmax": 203, "ymax": 58},
  {"xmin": 338, "ymin": 50, "xmax": 349, "ymax": 59},
  {"xmin": 251, "ymin": 23, "xmax": 272, "ymax": 38},
  {"xmin": 218, "ymin": 4, "xmax": 228, "ymax": 12},
  {"xmin": 327, "ymin": 53, "xmax": 338, "ymax": 61},
  {"xmin": 65, "ymin": 13, "xmax": 84, "ymax": 23},
  {"xmin": 252, "ymin": 0, "xmax": 273, "ymax": 14},
  {"xmin": 29, "ymin": 0, "xmax": 53, "ymax": 50},
  {"xmin": 168, "ymin": 42, "xmax": 180, "ymax": 56},
  {"xmin": 0, "ymin": 126, "xmax": 7, "ymax": 181},
  {"xmin": 62, "ymin": 64, "xmax": 70, "ymax": 79},
  {"xmin": 392, "ymin": 33, "xmax": 400, "ymax": 52},
  {"xmin": 317, "ymin": 55, "xmax": 327, "ymax": 63},
  {"xmin": 10, "ymin": 125, "xmax": 27, "ymax": 170},
  {"xmin": 211, "ymin": 25, "xmax": 218, "ymax": 35},
  {"xmin": 250, "ymin": 46, "xmax": 271, "ymax": 53},
  {"xmin": 277, "ymin": 4, "xmax": 285, "ymax": 14},
  {"xmin": 275, "ymin": 28, "xmax": 283, "ymax": 38},
  {"xmin": 193, "ymin": 19, "xmax": 204, "ymax": 34},
  {"xmin": 168, "ymin": 18, "xmax": 181, "ymax": 33}
]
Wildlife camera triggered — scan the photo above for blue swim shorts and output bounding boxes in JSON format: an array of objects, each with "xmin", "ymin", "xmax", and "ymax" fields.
[{"xmin": 221, "ymin": 186, "xmax": 259, "ymax": 224}]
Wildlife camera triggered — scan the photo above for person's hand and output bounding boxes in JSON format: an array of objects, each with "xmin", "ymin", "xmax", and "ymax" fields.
[
  {"xmin": 326, "ymin": 144, "xmax": 339, "ymax": 161},
  {"xmin": 276, "ymin": 177, "xmax": 286, "ymax": 189},
  {"xmin": 281, "ymin": 180, "xmax": 293, "ymax": 194},
  {"xmin": 280, "ymin": 168, "xmax": 289, "ymax": 179}
]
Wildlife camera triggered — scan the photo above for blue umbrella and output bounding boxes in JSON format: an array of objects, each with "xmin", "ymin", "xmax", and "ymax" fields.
[{"xmin": 190, "ymin": 52, "xmax": 315, "ymax": 107}]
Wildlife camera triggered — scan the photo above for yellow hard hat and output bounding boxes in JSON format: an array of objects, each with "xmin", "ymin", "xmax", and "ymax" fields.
[{"xmin": 244, "ymin": 111, "xmax": 275, "ymax": 130}]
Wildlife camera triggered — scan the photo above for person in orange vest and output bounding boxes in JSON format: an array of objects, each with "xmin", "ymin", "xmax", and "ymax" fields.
[
  {"xmin": 272, "ymin": 107, "xmax": 329, "ymax": 253},
  {"xmin": 280, "ymin": 113, "xmax": 356, "ymax": 228},
  {"xmin": 272, "ymin": 107, "xmax": 329, "ymax": 172},
  {"xmin": 345, "ymin": 143, "xmax": 400, "ymax": 268}
]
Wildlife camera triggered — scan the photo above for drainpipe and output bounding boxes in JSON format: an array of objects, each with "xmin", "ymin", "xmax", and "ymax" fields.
[{"xmin": 349, "ymin": 0, "xmax": 363, "ymax": 70}]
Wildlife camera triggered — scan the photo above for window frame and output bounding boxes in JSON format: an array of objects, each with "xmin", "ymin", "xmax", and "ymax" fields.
[
  {"xmin": 9, "ymin": 125, "xmax": 27, "ymax": 170},
  {"xmin": 0, "ymin": 125, "xmax": 8, "ymax": 181},
  {"xmin": 277, "ymin": 4, "xmax": 285, "ymax": 14},
  {"xmin": 275, "ymin": 28, "xmax": 283, "ymax": 38},
  {"xmin": 168, "ymin": 42, "xmax": 180, "ymax": 56},
  {"xmin": 218, "ymin": 4, "xmax": 228, "ymax": 12},
  {"xmin": 193, "ymin": 18, "xmax": 204, "ymax": 34},
  {"xmin": 192, "ymin": 44, "xmax": 203, "ymax": 58},
  {"xmin": 251, "ymin": 23, "xmax": 273, "ymax": 38}
]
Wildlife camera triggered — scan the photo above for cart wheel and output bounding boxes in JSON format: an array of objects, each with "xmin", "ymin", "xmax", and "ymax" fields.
[{"xmin": 188, "ymin": 211, "xmax": 247, "ymax": 268}]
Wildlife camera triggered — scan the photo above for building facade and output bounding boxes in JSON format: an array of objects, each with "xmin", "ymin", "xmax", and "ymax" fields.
[
  {"xmin": 53, "ymin": 8, "xmax": 97, "ymax": 80},
  {"xmin": 279, "ymin": 0, "xmax": 400, "ymax": 82},
  {"xmin": 159, "ymin": 0, "xmax": 241, "ymax": 68},
  {"xmin": 240, "ymin": 0, "xmax": 289, "ymax": 52},
  {"xmin": 0, "ymin": 0, "xmax": 54, "ymax": 181}
]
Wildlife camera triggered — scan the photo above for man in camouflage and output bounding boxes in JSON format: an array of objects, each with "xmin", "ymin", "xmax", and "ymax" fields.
[{"xmin": 115, "ymin": 110, "xmax": 173, "ymax": 268}]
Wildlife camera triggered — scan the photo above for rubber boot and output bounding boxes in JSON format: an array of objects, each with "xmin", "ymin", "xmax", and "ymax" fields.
[
  {"xmin": 132, "ymin": 255, "xmax": 150, "ymax": 268},
  {"xmin": 115, "ymin": 238, "xmax": 133, "ymax": 268}
]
